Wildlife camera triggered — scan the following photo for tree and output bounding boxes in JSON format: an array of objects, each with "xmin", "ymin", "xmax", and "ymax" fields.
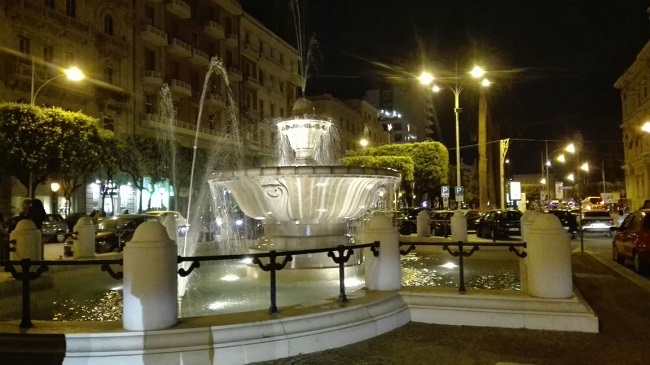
[{"xmin": 345, "ymin": 141, "xmax": 449, "ymax": 206}]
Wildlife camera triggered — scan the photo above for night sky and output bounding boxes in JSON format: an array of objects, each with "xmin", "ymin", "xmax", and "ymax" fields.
[{"xmin": 242, "ymin": 1, "xmax": 650, "ymax": 175}]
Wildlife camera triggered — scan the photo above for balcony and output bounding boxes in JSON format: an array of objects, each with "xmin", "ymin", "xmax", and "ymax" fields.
[
  {"xmin": 167, "ymin": 38, "xmax": 192, "ymax": 58},
  {"xmin": 225, "ymin": 33, "xmax": 238, "ymax": 48},
  {"xmin": 141, "ymin": 113, "xmax": 233, "ymax": 144},
  {"xmin": 289, "ymin": 72, "xmax": 303, "ymax": 87},
  {"xmin": 244, "ymin": 76, "xmax": 261, "ymax": 89},
  {"xmin": 258, "ymin": 53, "xmax": 285, "ymax": 74},
  {"xmin": 97, "ymin": 33, "xmax": 128, "ymax": 58},
  {"xmin": 203, "ymin": 21, "xmax": 225, "ymax": 40},
  {"xmin": 143, "ymin": 70, "xmax": 164, "ymax": 88},
  {"xmin": 166, "ymin": 0, "xmax": 191, "ymax": 19},
  {"xmin": 241, "ymin": 42, "xmax": 259, "ymax": 60},
  {"xmin": 6, "ymin": 61, "xmax": 32, "ymax": 82},
  {"xmin": 141, "ymin": 25, "xmax": 168, "ymax": 47},
  {"xmin": 191, "ymin": 48, "xmax": 210, "ymax": 66},
  {"xmin": 210, "ymin": 0, "xmax": 242, "ymax": 15},
  {"xmin": 227, "ymin": 66, "xmax": 242, "ymax": 82},
  {"xmin": 7, "ymin": 0, "xmax": 92, "ymax": 39},
  {"xmin": 169, "ymin": 79, "xmax": 192, "ymax": 97},
  {"xmin": 205, "ymin": 93, "xmax": 226, "ymax": 108}
]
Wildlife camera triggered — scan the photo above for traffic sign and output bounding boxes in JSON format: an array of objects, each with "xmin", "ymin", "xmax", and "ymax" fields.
[
  {"xmin": 441, "ymin": 186, "xmax": 450, "ymax": 197},
  {"xmin": 455, "ymin": 186, "xmax": 464, "ymax": 202}
]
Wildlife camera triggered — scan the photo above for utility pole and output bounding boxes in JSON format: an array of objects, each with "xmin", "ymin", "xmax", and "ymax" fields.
[{"xmin": 478, "ymin": 89, "xmax": 488, "ymax": 212}]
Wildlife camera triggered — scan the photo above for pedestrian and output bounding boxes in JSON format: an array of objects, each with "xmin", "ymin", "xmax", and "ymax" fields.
[
  {"xmin": 9, "ymin": 198, "xmax": 31, "ymax": 232},
  {"xmin": 27, "ymin": 199, "xmax": 47, "ymax": 230}
]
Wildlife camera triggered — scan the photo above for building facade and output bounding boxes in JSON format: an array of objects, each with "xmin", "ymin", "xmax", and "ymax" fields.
[
  {"xmin": 0, "ymin": 0, "xmax": 311, "ymax": 216},
  {"xmin": 614, "ymin": 39, "xmax": 650, "ymax": 210}
]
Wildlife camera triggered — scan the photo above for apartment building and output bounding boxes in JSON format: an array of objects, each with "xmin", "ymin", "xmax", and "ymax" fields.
[
  {"xmin": 614, "ymin": 39, "xmax": 650, "ymax": 210},
  {"xmin": 0, "ymin": 0, "xmax": 304, "ymax": 215}
]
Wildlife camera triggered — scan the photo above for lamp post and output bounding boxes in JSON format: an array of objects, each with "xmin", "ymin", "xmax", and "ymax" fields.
[
  {"xmin": 30, "ymin": 57, "xmax": 84, "ymax": 106},
  {"xmin": 50, "ymin": 182, "xmax": 60, "ymax": 214},
  {"xmin": 418, "ymin": 65, "xmax": 490, "ymax": 193}
]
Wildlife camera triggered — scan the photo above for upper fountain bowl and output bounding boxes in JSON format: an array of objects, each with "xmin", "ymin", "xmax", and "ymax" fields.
[{"xmin": 208, "ymin": 166, "xmax": 401, "ymax": 223}]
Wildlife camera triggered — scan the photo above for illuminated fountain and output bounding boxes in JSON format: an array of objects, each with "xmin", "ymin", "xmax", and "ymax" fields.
[{"xmin": 208, "ymin": 98, "xmax": 401, "ymax": 268}]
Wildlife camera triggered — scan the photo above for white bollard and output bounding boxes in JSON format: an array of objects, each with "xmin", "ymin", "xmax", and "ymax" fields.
[
  {"xmin": 526, "ymin": 214, "xmax": 573, "ymax": 298},
  {"xmin": 363, "ymin": 214, "xmax": 401, "ymax": 290},
  {"xmin": 416, "ymin": 210, "xmax": 430, "ymax": 237},
  {"xmin": 73, "ymin": 217, "xmax": 96, "ymax": 258},
  {"xmin": 123, "ymin": 220, "xmax": 178, "ymax": 331},
  {"xmin": 519, "ymin": 211, "xmax": 542, "ymax": 292},
  {"xmin": 161, "ymin": 213, "xmax": 178, "ymax": 242},
  {"xmin": 450, "ymin": 210, "xmax": 467, "ymax": 242},
  {"xmin": 10, "ymin": 220, "xmax": 42, "ymax": 260}
]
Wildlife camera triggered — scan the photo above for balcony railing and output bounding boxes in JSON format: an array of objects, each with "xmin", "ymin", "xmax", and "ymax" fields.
[
  {"xmin": 191, "ymin": 48, "xmax": 210, "ymax": 66},
  {"xmin": 141, "ymin": 24, "xmax": 168, "ymax": 46},
  {"xmin": 9, "ymin": 0, "xmax": 91, "ymax": 35},
  {"xmin": 169, "ymin": 79, "xmax": 192, "ymax": 97},
  {"xmin": 142, "ymin": 70, "xmax": 164, "ymax": 87},
  {"xmin": 204, "ymin": 20, "xmax": 225, "ymax": 39},
  {"xmin": 167, "ymin": 38, "xmax": 192, "ymax": 58},
  {"xmin": 97, "ymin": 33, "xmax": 128, "ymax": 57},
  {"xmin": 225, "ymin": 33, "xmax": 238, "ymax": 47},
  {"xmin": 166, "ymin": 0, "xmax": 191, "ymax": 19}
]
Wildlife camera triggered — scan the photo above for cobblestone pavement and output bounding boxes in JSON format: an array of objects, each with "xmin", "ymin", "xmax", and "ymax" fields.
[{"xmin": 254, "ymin": 253, "xmax": 650, "ymax": 365}]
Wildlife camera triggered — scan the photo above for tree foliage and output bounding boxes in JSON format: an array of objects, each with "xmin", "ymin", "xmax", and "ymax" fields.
[{"xmin": 341, "ymin": 155, "xmax": 414, "ymax": 180}]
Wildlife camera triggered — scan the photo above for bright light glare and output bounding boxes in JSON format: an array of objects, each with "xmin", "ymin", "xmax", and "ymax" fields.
[
  {"xmin": 240, "ymin": 258, "xmax": 253, "ymax": 265},
  {"xmin": 546, "ymin": 160, "xmax": 552, "ymax": 167},
  {"xmin": 643, "ymin": 121, "xmax": 650, "ymax": 133},
  {"xmin": 208, "ymin": 301, "xmax": 229, "ymax": 310},
  {"xmin": 344, "ymin": 277, "xmax": 364, "ymax": 287},
  {"xmin": 481, "ymin": 78, "xmax": 491, "ymax": 87},
  {"xmin": 580, "ymin": 162, "xmax": 589, "ymax": 172},
  {"xmin": 65, "ymin": 66, "xmax": 85, "ymax": 81},
  {"xmin": 567, "ymin": 173, "xmax": 575, "ymax": 182},
  {"xmin": 470, "ymin": 66, "xmax": 486, "ymax": 78},
  {"xmin": 359, "ymin": 138, "xmax": 368, "ymax": 147},
  {"xmin": 441, "ymin": 262, "xmax": 458, "ymax": 269},
  {"xmin": 418, "ymin": 71, "xmax": 434, "ymax": 85},
  {"xmin": 557, "ymin": 154, "xmax": 566, "ymax": 163},
  {"xmin": 235, "ymin": 219, "xmax": 243, "ymax": 226},
  {"xmin": 565, "ymin": 143, "xmax": 576, "ymax": 153},
  {"xmin": 540, "ymin": 178, "xmax": 546, "ymax": 184},
  {"xmin": 220, "ymin": 274, "xmax": 239, "ymax": 282},
  {"xmin": 431, "ymin": 85, "xmax": 440, "ymax": 92}
]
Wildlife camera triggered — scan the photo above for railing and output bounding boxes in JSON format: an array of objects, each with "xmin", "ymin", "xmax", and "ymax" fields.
[
  {"xmin": 1, "ymin": 258, "xmax": 123, "ymax": 328},
  {"xmin": 399, "ymin": 240, "xmax": 527, "ymax": 293},
  {"xmin": 1, "ymin": 242, "xmax": 379, "ymax": 328},
  {"xmin": 12, "ymin": 0, "xmax": 91, "ymax": 34}
]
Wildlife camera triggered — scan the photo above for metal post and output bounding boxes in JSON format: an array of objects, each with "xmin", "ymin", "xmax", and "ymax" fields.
[
  {"xmin": 457, "ymin": 241, "xmax": 466, "ymax": 294},
  {"xmin": 545, "ymin": 141, "xmax": 550, "ymax": 200},
  {"xmin": 454, "ymin": 91, "xmax": 461, "ymax": 193},
  {"xmin": 337, "ymin": 246, "xmax": 348, "ymax": 303},
  {"xmin": 268, "ymin": 251, "xmax": 278, "ymax": 314},
  {"xmin": 602, "ymin": 159, "xmax": 607, "ymax": 193},
  {"xmin": 20, "ymin": 259, "xmax": 33, "ymax": 328}
]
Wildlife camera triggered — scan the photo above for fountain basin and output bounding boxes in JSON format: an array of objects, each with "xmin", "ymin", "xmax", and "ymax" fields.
[{"xmin": 209, "ymin": 166, "xmax": 401, "ymax": 223}]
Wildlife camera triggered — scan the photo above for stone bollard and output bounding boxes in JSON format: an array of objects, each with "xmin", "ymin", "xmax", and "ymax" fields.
[
  {"xmin": 519, "ymin": 211, "xmax": 542, "ymax": 292},
  {"xmin": 363, "ymin": 214, "xmax": 401, "ymax": 290},
  {"xmin": 416, "ymin": 210, "xmax": 430, "ymax": 237},
  {"xmin": 73, "ymin": 217, "xmax": 96, "ymax": 259},
  {"xmin": 450, "ymin": 210, "xmax": 468, "ymax": 242},
  {"xmin": 123, "ymin": 220, "xmax": 178, "ymax": 331},
  {"xmin": 526, "ymin": 213, "xmax": 573, "ymax": 298},
  {"xmin": 161, "ymin": 214, "xmax": 178, "ymax": 242},
  {"xmin": 10, "ymin": 220, "xmax": 42, "ymax": 260}
]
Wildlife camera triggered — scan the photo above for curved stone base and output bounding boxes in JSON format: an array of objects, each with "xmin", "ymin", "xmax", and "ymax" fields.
[{"xmin": 245, "ymin": 264, "xmax": 363, "ymax": 282}]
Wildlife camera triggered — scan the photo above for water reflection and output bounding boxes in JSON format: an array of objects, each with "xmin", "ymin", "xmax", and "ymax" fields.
[{"xmin": 400, "ymin": 251, "xmax": 521, "ymax": 291}]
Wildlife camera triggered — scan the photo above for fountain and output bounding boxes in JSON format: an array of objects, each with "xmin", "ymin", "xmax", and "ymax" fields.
[{"xmin": 208, "ymin": 98, "xmax": 401, "ymax": 269}]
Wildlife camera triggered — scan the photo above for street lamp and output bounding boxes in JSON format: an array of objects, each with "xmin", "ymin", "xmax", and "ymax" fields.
[
  {"xmin": 50, "ymin": 182, "xmax": 60, "ymax": 214},
  {"xmin": 418, "ymin": 65, "xmax": 490, "ymax": 194},
  {"xmin": 30, "ymin": 57, "xmax": 85, "ymax": 105},
  {"xmin": 359, "ymin": 138, "xmax": 368, "ymax": 148}
]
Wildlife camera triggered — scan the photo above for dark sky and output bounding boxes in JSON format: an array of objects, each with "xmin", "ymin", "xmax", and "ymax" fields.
[{"xmin": 241, "ymin": 1, "xmax": 650, "ymax": 174}]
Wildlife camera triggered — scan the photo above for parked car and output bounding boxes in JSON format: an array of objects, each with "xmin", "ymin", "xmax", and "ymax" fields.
[
  {"xmin": 580, "ymin": 210, "xmax": 615, "ymax": 236},
  {"xmin": 95, "ymin": 214, "xmax": 159, "ymax": 253},
  {"xmin": 475, "ymin": 209, "xmax": 522, "ymax": 239},
  {"xmin": 464, "ymin": 210, "xmax": 483, "ymax": 231},
  {"xmin": 147, "ymin": 210, "xmax": 189, "ymax": 236},
  {"xmin": 398, "ymin": 207, "xmax": 430, "ymax": 235},
  {"xmin": 41, "ymin": 214, "xmax": 70, "ymax": 243},
  {"xmin": 546, "ymin": 209, "xmax": 578, "ymax": 239},
  {"xmin": 396, "ymin": 211, "xmax": 417, "ymax": 235},
  {"xmin": 611, "ymin": 209, "xmax": 650, "ymax": 273},
  {"xmin": 5, "ymin": 214, "xmax": 69, "ymax": 243},
  {"xmin": 430, "ymin": 211, "xmax": 454, "ymax": 236}
]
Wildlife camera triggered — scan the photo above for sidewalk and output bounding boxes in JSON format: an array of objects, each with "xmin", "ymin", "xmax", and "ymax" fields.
[{"xmin": 255, "ymin": 252, "xmax": 650, "ymax": 365}]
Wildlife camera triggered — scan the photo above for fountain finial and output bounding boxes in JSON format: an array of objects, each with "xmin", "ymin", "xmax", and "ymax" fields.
[{"xmin": 292, "ymin": 97, "xmax": 315, "ymax": 116}]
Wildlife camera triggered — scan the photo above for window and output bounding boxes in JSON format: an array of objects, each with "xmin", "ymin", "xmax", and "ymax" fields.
[
  {"xmin": 144, "ymin": 49, "xmax": 155, "ymax": 70},
  {"xmin": 103, "ymin": 67, "xmax": 113, "ymax": 84},
  {"xmin": 104, "ymin": 15, "xmax": 114, "ymax": 35},
  {"xmin": 43, "ymin": 45, "xmax": 53, "ymax": 63},
  {"xmin": 102, "ymin": 117, "xmax": 115, "ymax": 131},
  {"xmin": 44, "ymin": 0, "xmax": 54, "ymax": 9},
  {"xmin": 18, "ymin": 36, "xmax": 30, "ymax": 55},
  {"xmin": 145, "ymin": 6, "xmax": 155, "ymax": 24},
  {"xmin": 191, "ymin": 32, "xmax": 198, "ymax": 48},
  {"xmin": 66, "ymin": 0, "xmax": 76, "ymax": 17},
  {"xmin": 145, "ymin": 94, "xmax": 155, "ymax": 114}
]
